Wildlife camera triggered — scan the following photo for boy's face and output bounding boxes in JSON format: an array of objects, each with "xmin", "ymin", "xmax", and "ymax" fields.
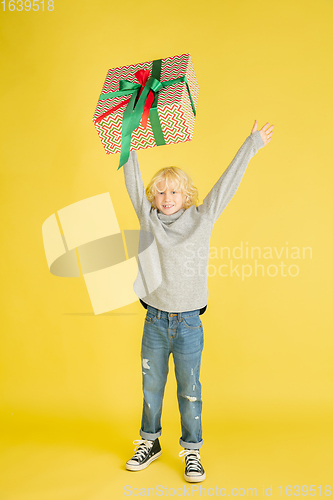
[{"xmin": 154, "ymin": 179, "xmax": 184, "ymax": 215}]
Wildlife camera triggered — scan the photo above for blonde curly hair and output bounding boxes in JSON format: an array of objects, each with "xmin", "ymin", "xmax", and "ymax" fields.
[{"xmin": 146, "ymin": 166, "xmax": 199, "ymax": 210}]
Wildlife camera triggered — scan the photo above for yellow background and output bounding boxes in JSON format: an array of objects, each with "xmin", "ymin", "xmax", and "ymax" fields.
[{"xmin": 1, "ymin": 0, "xmax": 333, "ymax": 498}]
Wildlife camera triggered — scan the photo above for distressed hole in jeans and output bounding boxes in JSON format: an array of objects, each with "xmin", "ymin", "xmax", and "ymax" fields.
[
  {"xmin": 142, "ymin": 359, "xmax": 150, "ymax": 370},
  {"xmin": 185, "ymin": 395, "xmax": 197, "ymax": 402}
]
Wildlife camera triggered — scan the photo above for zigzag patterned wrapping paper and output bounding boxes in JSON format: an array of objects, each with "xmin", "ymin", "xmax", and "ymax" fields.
[{"xmin": 93, "ymin": 53, "xmax": 199, "ymax": 155}]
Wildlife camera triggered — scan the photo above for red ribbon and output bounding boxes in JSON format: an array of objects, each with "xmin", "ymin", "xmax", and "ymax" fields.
[
  {"xmin": 94, "ymin": 98, "xmax": 131, "ymax": 124},
  {"xmin": 94, "ymin": 69, "xmax": 155, "ymax": 127}
]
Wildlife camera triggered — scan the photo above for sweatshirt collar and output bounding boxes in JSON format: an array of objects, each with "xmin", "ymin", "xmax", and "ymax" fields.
[{"xmin": 157, "ymin": 208, "xmax": 185, "ymax": 224}]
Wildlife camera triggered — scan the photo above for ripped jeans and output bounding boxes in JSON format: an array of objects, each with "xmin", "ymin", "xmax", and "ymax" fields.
[{"xmin": 139, "ymin": 304, "xmax": 204, "ymax": 450}]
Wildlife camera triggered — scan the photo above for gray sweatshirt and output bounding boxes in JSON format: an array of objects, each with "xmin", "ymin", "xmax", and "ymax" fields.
[{"xmin": 123, "ymin": 130, "xmax": 265, "ymax": 313}]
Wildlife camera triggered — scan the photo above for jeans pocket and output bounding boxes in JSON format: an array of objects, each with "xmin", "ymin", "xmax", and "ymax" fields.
[
  {"xmin": 181, "ymin": 314, "xmax": 202, "ymax": 329},
  {"xmin": 145, "ymin": 311, "xmax": 157, "ymax": 325}
]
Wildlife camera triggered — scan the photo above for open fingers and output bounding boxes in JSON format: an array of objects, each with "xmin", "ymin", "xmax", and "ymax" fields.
[{"xmin": 260, "ymin": 122, "xmax": 271, "ymax": 132}]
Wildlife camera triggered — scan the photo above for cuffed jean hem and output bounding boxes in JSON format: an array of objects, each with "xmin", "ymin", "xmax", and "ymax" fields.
[
  {"xmin": 140, "ymin": 429, "xmax": 162, "ymax": 440},
  {"xmin": 180, "ymin": 438, "xmax": 204, "ymax": 450}
]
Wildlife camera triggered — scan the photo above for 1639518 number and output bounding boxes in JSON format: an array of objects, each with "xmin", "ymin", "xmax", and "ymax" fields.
[
  {"xmin": 278, "ymin": 485, "xmax": 331, "ymax": 496},
  {"xmin": 1, "ymin": 0, "xmax": 54, "ymax": 10}
]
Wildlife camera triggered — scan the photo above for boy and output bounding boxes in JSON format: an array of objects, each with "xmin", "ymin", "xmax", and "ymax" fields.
[{"xmin": 123, "ymin": 120, "xmax": 274, "ymax": 482}]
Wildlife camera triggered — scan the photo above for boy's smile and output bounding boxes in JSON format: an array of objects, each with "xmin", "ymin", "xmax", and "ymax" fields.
[{"xmin": 155, "ymin": 180, "xmax": 184, "ymax": 215}]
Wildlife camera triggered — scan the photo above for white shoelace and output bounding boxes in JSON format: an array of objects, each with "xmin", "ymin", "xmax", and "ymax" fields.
[
  {"xmin": 179, "ymin": 449, "xmax": 202, "ymax": 472},
  {"xmin": 131, "ymin": 439, "xmax": 154, "ymax": 462}
]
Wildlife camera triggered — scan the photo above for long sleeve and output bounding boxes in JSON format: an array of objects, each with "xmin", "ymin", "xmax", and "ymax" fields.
[
  {"xmin": 201, "ymin": 130, "xmax": 265, "ymax": 223},
  {"xmin": 123, "ymin": 150, "xmax": 152, "ymax": 220}
]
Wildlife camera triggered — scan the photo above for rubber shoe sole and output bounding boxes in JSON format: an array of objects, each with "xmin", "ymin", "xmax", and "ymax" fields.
[
  {"xmin": 184, "ymin": 470, "xmax": 206, "ymax": 482},
  {"xmin": 125, "ymin": 450, "xmax": 162, "ymax": 471}
]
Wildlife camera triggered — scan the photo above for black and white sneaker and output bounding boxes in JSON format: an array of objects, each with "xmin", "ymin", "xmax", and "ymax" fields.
[
  {"xmin": 179, "ymin": 449, "xmax": 206, "ymax": 482},
  {"xmin": 125, "ymin": 438, "xmax": 162, "ymax": 471}
]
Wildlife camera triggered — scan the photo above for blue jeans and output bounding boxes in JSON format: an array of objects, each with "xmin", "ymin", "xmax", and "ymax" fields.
[{"xmin": 139, "ymin": 305, "xmax": 204, "ymax": 450}]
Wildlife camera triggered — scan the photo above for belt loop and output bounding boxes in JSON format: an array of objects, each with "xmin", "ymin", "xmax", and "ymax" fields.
[{"xmin": 157, "ymin": 309, "xmax": 161, "ymax": 319}]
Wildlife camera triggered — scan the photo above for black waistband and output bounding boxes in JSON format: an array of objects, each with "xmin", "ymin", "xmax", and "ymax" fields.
[{"xmin": 139, "ymin": 299, "xmax": 207, "ymax": 316}]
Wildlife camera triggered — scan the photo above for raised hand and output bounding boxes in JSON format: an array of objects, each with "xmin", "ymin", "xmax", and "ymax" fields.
[{"xmin": 251, "ymin": 120, "xmax": 274, "ymax": 146}]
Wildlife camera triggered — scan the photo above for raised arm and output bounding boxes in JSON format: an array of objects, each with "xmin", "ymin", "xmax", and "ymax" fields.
[
  {"xmin": 201, "ymin": 122, "xmax": 274, "ymax": 223},
  {"xmin": 123, "ymin": 150, "xmax": 152, "ymax": 220}
]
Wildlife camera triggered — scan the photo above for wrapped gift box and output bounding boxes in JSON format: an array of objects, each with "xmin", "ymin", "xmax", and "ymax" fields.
[{"xmin": 93, "ymin": 53, "xmax": 199, "ymax": 167}]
